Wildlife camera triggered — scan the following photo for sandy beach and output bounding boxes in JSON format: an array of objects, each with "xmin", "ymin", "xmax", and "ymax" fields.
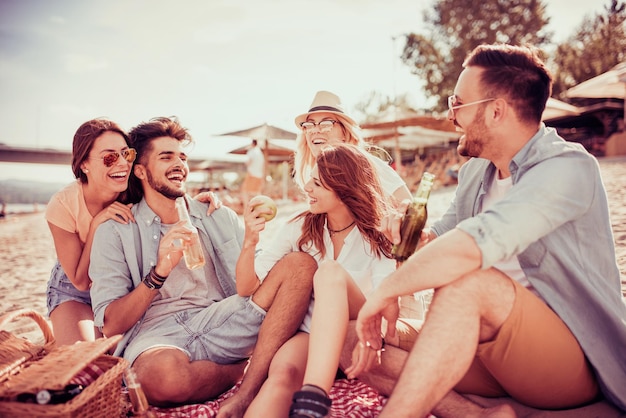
[{"xmin": 1, "ymin": 156, "xmax": 625, "ymax": 340}]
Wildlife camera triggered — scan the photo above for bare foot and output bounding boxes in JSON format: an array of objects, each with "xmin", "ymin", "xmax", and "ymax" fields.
[{"xmin": 217, "ymin": 392, "xmax": 254, "ymax": 418}]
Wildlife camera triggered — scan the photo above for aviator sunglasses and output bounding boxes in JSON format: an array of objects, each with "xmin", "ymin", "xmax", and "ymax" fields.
[{"xmin": 89, "ymin": 148, "xmax": 137, "ymax": 167}]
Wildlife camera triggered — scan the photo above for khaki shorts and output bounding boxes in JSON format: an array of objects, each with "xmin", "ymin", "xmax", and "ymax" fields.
[{"xmin": 455, "ymin": 279, "xmax": 599, "ymax": 409}]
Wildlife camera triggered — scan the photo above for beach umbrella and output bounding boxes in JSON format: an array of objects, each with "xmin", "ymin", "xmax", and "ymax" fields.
[
  {"xmin": 361, "ymin": 107, "xmax": 456, "ymax": 171},
  {"xmin": 228, "ymin": 139, "xmax": 296, "ymax": 162},
  {"xmin": 216, "ymin": 123, "xmax": 298, "ymax": 201},
  {"xmin": 565, "ymin": 61, "xmax": 626, "ymax": 100},
  {"xmin": 215, "ymin": 122, "xmax": 297, "ymax": 171},
  {"xmin": 542, "ymin": 98, "xmax": 581, "ymax": 121}
]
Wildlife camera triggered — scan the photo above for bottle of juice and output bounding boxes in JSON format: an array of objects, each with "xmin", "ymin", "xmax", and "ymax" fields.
[{"xmin": 175, "ymin": 197, "xmax": 205, "ymax": 270}]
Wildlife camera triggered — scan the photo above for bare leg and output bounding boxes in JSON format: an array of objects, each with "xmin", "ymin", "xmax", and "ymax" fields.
[
  {"xmin": 218, "ymin": 252, "xmax": 317, "ymax": 418},
  {"xmin": 377, "ymin": 269, "xmax": 516, "ymax": 418},
  {"xmin": 341, "ymin": 321, "xmax": 516, "ymax": 417},
  {"xmin": 245, "ymin": 333, "xmax": 309, "ymax": 418},
  {"xmin": 49, "ymin": 301, "xmax": 102, "ymax": 346},
  {"xmin": 134, "ymin": 347, "xmax": 246, "ymax": 406},
  {"xmin": 302, "ymin": 260, "xmax": 366, "ymax": 393}
]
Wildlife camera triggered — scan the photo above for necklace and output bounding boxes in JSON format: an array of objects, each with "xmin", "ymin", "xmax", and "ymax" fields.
[{"xmin": 328, "ymin": 221, "xmax": 355, "ymax": 237}]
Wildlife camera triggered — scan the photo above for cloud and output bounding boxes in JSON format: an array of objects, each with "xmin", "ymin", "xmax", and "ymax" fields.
[{"xmin": 64, "ymin": 53, "xmax": 109, "ymax": 73}]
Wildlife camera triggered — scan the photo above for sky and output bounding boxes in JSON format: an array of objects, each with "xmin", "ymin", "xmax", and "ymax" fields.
[{"xmin": 0, "ymin": 0, "xmax": 608, "ymax": 183}]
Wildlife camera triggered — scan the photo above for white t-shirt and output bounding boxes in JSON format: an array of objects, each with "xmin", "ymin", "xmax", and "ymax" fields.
[
  {"xmin": 246, "ymin": 146, "xmax": 264, "ymax": 178},
  {"xmin": 481, "ymin": 175, "xmax": 534, "ymax": 292}
]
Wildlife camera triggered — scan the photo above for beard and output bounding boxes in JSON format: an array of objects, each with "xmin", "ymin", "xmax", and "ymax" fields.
[
  {"xmin": 457, "ymin": 106, "xmax": 490, "ymax": 158},
  {"xmin": 146, "ymin": 169, "xmax": 185, "ymax": 200}
]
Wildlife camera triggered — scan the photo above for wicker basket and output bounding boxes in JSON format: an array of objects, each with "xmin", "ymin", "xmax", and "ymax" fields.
[{"xmin": 0, "ymin": 309, "xmax": 128, "ymax": 418}]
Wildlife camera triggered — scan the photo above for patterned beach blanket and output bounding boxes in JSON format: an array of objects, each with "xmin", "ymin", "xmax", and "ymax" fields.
[
  {"xmin": 74, "ymin": 363, "xmax": 387, "ymax": 417},
  {"xmin": 150, "ymin": 379, "xmax": 387, "ymax": 417}
]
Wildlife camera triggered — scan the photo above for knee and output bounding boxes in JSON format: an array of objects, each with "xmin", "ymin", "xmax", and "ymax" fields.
[
  {"xmin": 312, "ymin": 260, "xmax": 348, "ymax": 290},
  {"xmin": 137, "ymin": 356, "xmax": 193, "ymax": 405},
  {"xmin": 281, "ymin": 252, "xmax": 317, "ymax": 274},
  {"xmin": 431, "ymin": 270, "xmax": 514, "ymax": 312},
  {"xmin": 269, "ymin": 359, "xmax": 306, "ymax": 388},
  {"xmin": 276, "ymin": 252, "xmax": 318, "ymax": 285}
]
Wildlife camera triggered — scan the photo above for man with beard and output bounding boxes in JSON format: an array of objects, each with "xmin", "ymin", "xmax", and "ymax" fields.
[
  {"xmin": 345, "ymin": 44, "xmax": 626, "ymax": 417},
  {"xmin": 89, "ymin": 117, "xmax": 316, "ymax": 408}
]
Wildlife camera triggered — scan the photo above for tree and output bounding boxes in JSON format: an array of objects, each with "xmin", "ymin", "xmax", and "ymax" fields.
[
  {"xmin": 552, "ymin": 0, "xmax": 626, "ymax": 98},
  {"xmin": 353, "ymin": 91, "xmax": 417, "ymax": 124},
  {"xmin": 400, "ymin": 0, "xmax": 552, "ymax": 111}
]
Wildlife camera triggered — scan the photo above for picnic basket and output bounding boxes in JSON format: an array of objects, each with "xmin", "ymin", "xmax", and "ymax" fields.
[{"xmin": 0, "ymin": 309, "xmax": 128, "ymax": 417}]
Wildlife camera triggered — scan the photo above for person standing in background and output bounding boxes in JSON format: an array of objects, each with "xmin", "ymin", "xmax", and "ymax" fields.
[
  {"xmin": 241, "ymin": 139, "xmax": 265, "ymax": 204},
  {"xmin": 46, "ymin": 118, "xmax": 136, "ymax": 346}
]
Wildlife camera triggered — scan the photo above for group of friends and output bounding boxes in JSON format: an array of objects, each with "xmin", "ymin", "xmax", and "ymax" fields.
[{"xmin": 44, "ymin": 43, "xmax": 626, "ymax": 418}]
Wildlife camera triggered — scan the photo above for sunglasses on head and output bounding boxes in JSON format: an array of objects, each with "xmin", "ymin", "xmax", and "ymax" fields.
[{"xmin": 90, "ymin": 148, "xmax": 137, "ymax": 167}]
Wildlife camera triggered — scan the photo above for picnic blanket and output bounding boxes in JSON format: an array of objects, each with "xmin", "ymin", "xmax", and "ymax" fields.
[
  {"xmin": 150, "ymin": 379, "xmax": 387, "ymax": 417},
  {"xmin": 74, "ymin": 364, "xmax": 387, "ymax": 417},
  {"xmin": 75, "ymin": 361, "xmax": 623, "ymax": 417}
]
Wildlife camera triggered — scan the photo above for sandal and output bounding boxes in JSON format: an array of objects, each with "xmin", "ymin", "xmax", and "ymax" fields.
[{"xmin": 289, "ymin": 386, "xmax": 332, "ymax": 418}]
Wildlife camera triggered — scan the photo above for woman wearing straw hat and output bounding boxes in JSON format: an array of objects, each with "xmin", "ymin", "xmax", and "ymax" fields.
[{"xmin": 292, "ymin": 90, "xmax": 411, "ymax": 204}]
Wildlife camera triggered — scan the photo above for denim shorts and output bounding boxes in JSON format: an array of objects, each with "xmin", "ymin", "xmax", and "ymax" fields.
[
  {"xmin": 46, "ymin": 261, "xmax": 92, "ymax": 316},
  {"xmin": 123, "ymin": 294, "xmax": 266, "ymax": 366}
]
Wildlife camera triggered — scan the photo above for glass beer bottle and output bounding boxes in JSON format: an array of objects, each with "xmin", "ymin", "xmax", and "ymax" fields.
[
  {"xmin": 175, "ymin": 197, "xmax": 206, "ymax": 270},
  {"xmin": 392, "ymin": 172, "xmax": 435, "ymax": 262},
  {"xmin": 124, "ymin": 367, "xmax": 156, "ymax": 417}
]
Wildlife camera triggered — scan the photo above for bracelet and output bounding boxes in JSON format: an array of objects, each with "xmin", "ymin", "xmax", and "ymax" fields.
[
  {"xmin": 149, "ymin": 270, "xmax": 166, "ymax": 284},
  {"xmin": 150, "ymin": 266, "xmax": 168, "ymax": 281},
  {"xmin": 143, "ymin": 274, "xmax": 163, "ymax": 290}
]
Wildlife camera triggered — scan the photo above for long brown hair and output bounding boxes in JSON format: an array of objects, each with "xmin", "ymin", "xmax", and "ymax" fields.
[
  {"xmin": 71, "ymin": 118, "xmax": 129, "ymax": 183},
  {"xmin": 295, "ymin": 143, "xmax": 392, "ymax": 259}
]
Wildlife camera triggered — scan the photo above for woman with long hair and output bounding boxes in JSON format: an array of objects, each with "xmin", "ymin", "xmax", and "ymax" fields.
[
  {"xmin": 237, "ymin": 143, "xmax": 396, "ymax": 417},
  {"xmin": 46, "ymin": 118, "xmax": 135, "ymax": 345}
]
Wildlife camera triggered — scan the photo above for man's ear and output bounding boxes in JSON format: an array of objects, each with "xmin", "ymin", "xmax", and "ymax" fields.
[
  {"xmin": 134, "ymin": 164, "xmax": 146, "ymax": 180},
  {"xmin": 491, "ymin": 98, "xmax": 507, "ymax": 121}
]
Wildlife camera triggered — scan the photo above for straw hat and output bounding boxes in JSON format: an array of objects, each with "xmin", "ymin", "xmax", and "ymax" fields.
[{"xmin": 294, "ymin": 91, "xmax": 358, "ymax": 128}]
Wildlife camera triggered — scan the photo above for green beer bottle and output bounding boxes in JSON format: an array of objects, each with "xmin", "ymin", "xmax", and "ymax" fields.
[{"xmin": 392, "ymin": 172, "xmax": 435, "ymax": 262}]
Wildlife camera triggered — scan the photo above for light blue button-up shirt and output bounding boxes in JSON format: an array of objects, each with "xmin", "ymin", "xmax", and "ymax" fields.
[
  {"xmin": 89, "ymin": 196, "xmax": 244, "ymax": 358},
  {"xmin": 431, "ymin": 125, "xmax": 626, "ymax": 410}
]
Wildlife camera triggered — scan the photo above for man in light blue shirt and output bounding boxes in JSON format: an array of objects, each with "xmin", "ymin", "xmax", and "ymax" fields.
[
  {"xmin": 350, "ymin": 44, "xmax": 626, "ymax": 417},
  {"xmin": 89, "ymin": 117, "xmax": 316, "ymax": 408}
]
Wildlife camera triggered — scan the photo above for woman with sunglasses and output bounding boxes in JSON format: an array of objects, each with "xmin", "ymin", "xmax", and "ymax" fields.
[
  {"xmin": 293, "ymin": 90, "xmax": 411, "ymax": 205},
  {"xmin": 45, "ymin": 118, "xmax": 136, "ymax": 345}
]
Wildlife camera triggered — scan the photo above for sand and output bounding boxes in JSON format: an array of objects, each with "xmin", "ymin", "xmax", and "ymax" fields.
[{"xmin": 1, "ymin": 157, "xmax": 625, "ymax": 341}]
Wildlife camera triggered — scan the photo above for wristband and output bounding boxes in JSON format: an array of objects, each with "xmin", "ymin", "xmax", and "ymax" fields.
[
  {"xmin": 149, "ymin": 270, "xmax": 166, "ymax": 284},
  {"xmin": 143, "ymin": 274, "xmax": 163, "ymax": 290},
  {"xmin": 150, "ymin": 266, "xmax": 168, "ymax": 281}
]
